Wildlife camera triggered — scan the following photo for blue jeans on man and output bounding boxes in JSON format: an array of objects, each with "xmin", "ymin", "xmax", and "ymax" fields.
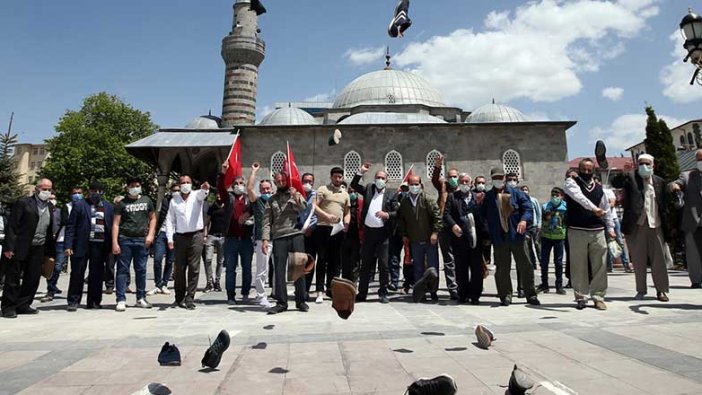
[
  {"xmin": 116, "ymin": 237, "xmax": 148, "ymax": 302},
  {"xmin": 411, "ymin": 241, "xmax": 439, "ymax": 282},
  {"xmin": 46, "ymin": 241, "xmax": 67, "ymax": 295},
  {"xmin": 153, "ymin": 231, "xmax": 174, "ymax": 289},
  {"xmin": 540, "ymin": 237, "xmax": 564, "ymax": 289},
  {"xmin": 223, "ymin": 236, "xmax": 254, "ymax": 301}
]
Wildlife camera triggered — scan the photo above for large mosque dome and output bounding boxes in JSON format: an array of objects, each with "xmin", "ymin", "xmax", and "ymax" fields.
[
  {"xmin": 333, "ymin": 69, "xmax": 444, "ymax": 109},
  {"xmin": 259, "ymin": 106, "xmax": 316, "ymax": 126},
  {"xmin": 185, "ymin": 114, "xmax": 222, "ymax": 129},
  {"xmin": 338, "ymin": 112, "xmax": 447, "ymax": 125},
  {"xmin": 465, "ymin": 102, "xmax": 529, "ymax": 123}
]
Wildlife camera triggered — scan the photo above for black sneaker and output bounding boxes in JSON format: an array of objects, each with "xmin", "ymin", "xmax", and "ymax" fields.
[
  {"xmin": 267, "ymin": 304, "xmax": 287, "ymax": 315},
  {"xmin": 536, "ymin": 284, "xmax": 550, "ymax": 294},
  {"xmin": 387, "ymin": 283, "xmax": 398, "ymax": 292},
  {"xmin": 296, "ymin": 302, "xmax": 309, "ymax": 312},
  {"xmin": 16, "ymin": 306, "xmax": 38, "ymax": 315},
  {"xmin": 576, "ymin": 300, "xmax": 587, "ymax": 310},
  {"xmin": 556, "ymin": 288, "xmax": 567, "ymax": 295},
  {"xmin": 405, "ymin": 374, "xmax": 457, "ymax": 395},
  {"xmin": 508, "ymin": 364, "xmax": 534, "ymax": 395},
  {"xmin": 517, "ymin": 289, "xmax": 525, "ymax": 298},
  {"xmin": 185, "ymin": 300, "xmax": 196, "ymax": 310},
  {"xmin": 500, "ymin": 296, "xmax": 512, "ymax": 307},
  {"xmin": 2, "ymin": 310, "xmax": 17, "ymax": 319},
  {"xmin": 201, "ymin": 330, "xmax": 230, "ymax": 369},
  {"xmin": 158, "ymin": 342, "xmax": 182, "ymax": 366},
  {"xmin": 67, "ymin": 304, "xmax": 78, "ymax": 312},
  {"xmin": 380, "ymin": 295, "xmax": 390, "ymax": 304},
  {"xmin": 412, "ymin": 275, "xmax": 429, "ymax": 303},
  {"xmin": 595, "ymin": 140, "xmax": 608, "ymax": 170},
  {"xmin": 527, "ymin": 296, "xmax": 540, "ymax": 306},
  {"xmin": 213, "ymin": 282, "xmax": 222, "ymax": 292}
]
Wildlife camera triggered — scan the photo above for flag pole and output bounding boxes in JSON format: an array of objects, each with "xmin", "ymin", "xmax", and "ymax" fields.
[
  {"xmin": 286, "ymin": 141, "xmax": 292, "ymax": 181},
  {"xmin": 402, "ymin": 163, "xmax": 414, "ymax": 182},
  {"xmin": 226, "ymin": 129, "xmax": 240, "ymax": 162}
]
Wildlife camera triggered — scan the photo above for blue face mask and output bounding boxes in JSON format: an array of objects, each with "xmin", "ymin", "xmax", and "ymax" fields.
[
  {"xmin": 349, "ymin": 192, "xmax": 358, "ymax": 201},
  {"xmin": 550, "ymin": 197, "xmax": 562, "ymax": 207},
  {"xmin": 260, "ymin": 193, "xmax": 272, "ymax": 201},
  {"xmin": 638, "ymin": 164, "xmax": 653, "ymax": 178},
  {"xmin": 71, "ymin": 193, "xmax": 83, "ymax": 202}
]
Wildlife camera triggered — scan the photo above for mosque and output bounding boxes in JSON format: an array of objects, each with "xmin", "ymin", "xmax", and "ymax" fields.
[{"xmin": 126, "ymin": 0, "xmax": 575, "ymax": 207}]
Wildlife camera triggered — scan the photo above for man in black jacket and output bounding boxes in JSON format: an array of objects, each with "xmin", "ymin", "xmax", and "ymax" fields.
[
  {"xmin": 2, "ymin": 178, "xmax": 56, "ymax": 318},
  {"xmin": 351, "ymin": 162, "xmax": 398, "ymax": 303},
  {"xmin": 611, "ymin": 154, "xmax": 670, "ymax": 302}
]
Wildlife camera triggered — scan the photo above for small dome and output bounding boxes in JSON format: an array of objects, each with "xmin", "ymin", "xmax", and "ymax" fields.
[
  {"xmin": 338, "ymin": 112, "xmax": 447, "ymax": 125},
  {"xmin": 259, "ymin": 107, "xmax": 316, "ymax": 125},
  {"xmin": 333, "ymin": 69, "xmax": 444, "ymax": 109},
  {"xmin": 185, "ymin": 114, "xmax": 221, "ymax": 129},
  {"xmin": 465, "ymin": 103, "xmax": 529, "ymax": 123}
]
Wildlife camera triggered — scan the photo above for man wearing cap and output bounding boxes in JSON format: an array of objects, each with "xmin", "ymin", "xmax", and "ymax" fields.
[
  {"xmin": 351, "ymin": 162, "xmax": 397, "ymax": 303},
  {"xmin": 612, "ymin": 154, "xmax": 670, "ymax": 301},
  {"xmin": 113, "ymin": 176, "xmax": 157, "ymax": 312},
  {"xmin": 312, "ymin": 167, "xmax": 351, "ymax": 303},
  {"xmin": 480, "ymin": 168, "xmax": 540, "ymax": 307},
  {"xmin": 431, "ymin": 154, "xmax": 459, "ymax": 300},
  {"xmin": 671, "ymin": 149, "xmax": 702, "ymax": 288},
  {"xmin": 564, "ymin": 158, "xmax": 615, "ymax": 310},
  {"xmin": 539, "ymin": 187, "xmax": 567, "ymax": 294},
  {"xmin": 64, "ymin": 181, "xmax": 114, "ymax": 311}
]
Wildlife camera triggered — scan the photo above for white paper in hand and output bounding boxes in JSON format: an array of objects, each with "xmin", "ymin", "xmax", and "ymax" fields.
[
  {"xmin": 301, "ymin": 209, "xmax": 315, "ymax": 232},
  {"xmin": 330, "ymin": 220, "xmax": 345, "ymax": 236}
]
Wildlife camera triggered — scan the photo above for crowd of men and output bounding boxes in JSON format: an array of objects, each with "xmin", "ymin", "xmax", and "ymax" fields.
[{"xmin": 3, "ymin": 149, "xmax": 702, "ymax": 319}]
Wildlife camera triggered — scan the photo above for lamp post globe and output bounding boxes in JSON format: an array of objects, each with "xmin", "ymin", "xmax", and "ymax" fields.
[{"xmin": 681, "ymin": 8, "xmax": 702, "ymax": 85}]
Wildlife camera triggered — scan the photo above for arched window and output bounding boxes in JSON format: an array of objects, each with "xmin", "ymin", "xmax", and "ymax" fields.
[
  {"xmin": 344, "ymin": 151, "xmax": 361, "ymax": 180},
  {"xmin": 502, "ymin": 149, "xmax": 522, "ymax": 179},
  {"xmin": 426, "ymin": 150, "xmax": 444, "ymax": 179},
  {"xmin": 384, "ymin": 150, "xmax": 404, "ymax": 181},
  {"xmin": 270, "ymin": 151, "xmax": 285, "ymax": 176},
  {"xmin": 688, "ymin": 132, "xmax": 695, "ymax": 148},
  {"xmin": 681, "ymin": 135, "xmax": 687, "ymax": 148}
]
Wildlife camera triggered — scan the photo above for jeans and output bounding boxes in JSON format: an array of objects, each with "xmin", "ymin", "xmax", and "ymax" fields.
[
  {"xmin": 540, "ymin": 238, "xmax": 564, "ymax": 288},
  {"xmin": 607, "ymin": 220, "xmax": 630, "ymax": 270},
  {"xmin": 116, "ymin": 237, "xmax": 148, "ymax": 302},
  {"xmin": 204, "ymin": 235, "xmax": 225, "ymax": 284},
  {"xmin": 152, "ymin": 231, "xmax": 174, "ymax": 288},
  {"xmin": 410, "ymin": 241, "xmax": 439, "ymax": 283},
  {"xmin": 46, "ymin": 241, "xmax": 66, "ymax": 294},
  {"xmin": 223, "ymin": 236, "xmax": 254, "ymax": 300}
]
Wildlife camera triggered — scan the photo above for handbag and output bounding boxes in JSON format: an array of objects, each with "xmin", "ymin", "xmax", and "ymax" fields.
[{"xmin": 41, "ymin": 256, "xmax": 55, "ymax": 279}]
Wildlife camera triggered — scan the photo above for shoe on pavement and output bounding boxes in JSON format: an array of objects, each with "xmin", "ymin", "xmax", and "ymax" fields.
[
  {"xmin": 147, "ymin": 288, "xmax": 161, "ymax": 296},
  {"xmin": 158, "ymin": 342, "xmax": 182, "ymax": 366},
  {"xmin": 576, "ymin": 300, "xmax": 587, "ymax": 310},
  {"xmin": 136, "ymin": 298, "xmax": 153, "ymax": 309},
  {"xmin": 227, "ymin": 299, "xmax": 236, "ymax": 306},
  {"xmin": 405, "ymin": 374, "xmax": 457, "ymax": 395},
  {"xmin": 526, "ymin": 296, "xmax": 540, "ymax": 306},
  {"xmin": 203, "ymin": 282, "xmax": 214, "ymax": 293},
  {"xmin": 500, "ymin": 296, "xmax": 512, "ymax": 307},
  {"xmin": 315, "ymin": 293, "xmax": 324, "ymax": 304},
  {"xmin": 40, "ymin": 293, "xmax": 55, "ymax": 303},
  {"xmin": 508, "ymin": 364, "xmax": 535, "ymax": 395},
  {"xmin": 517, "ymin": 289, "xmax": 526, "ymax": 298},
  {"xmin": 413, "ymin": 270, "xmax": 431, "ymax": 303},
  {"xmin": 634, "ymin": 292, "xmax": 646, "ymax": 300},
  {"xmin": 267, "ymin": 304, "xmax": 287, "ymax": 315},
  {"xmin": 104, "ymin": 287, "xmax": 114, "ymax": 295},
  {"xmin": 475, "ymin": 325, "xmax": 495, "ymax": 349},
  {"xmin": 536, "ymin": 284, "xmax": 550, "ymax": 294},
  {"xmin": 213, "ymin": 282, "xmax": 222, "ymax": 292},
  {"xmin": 116, "ymin": 301, "xmax": 127, "ymax": 312},
  {"xmin": 2, "ymin": 310, "xmax": 17, "ymax": 319},
  {"xmin": 380, "ymin": 294, "xmax": 390, "ymax": 304},
  {"xmin": 296, "ymin": 302, "xmax": 310, "ymax": 312},
  {"xmin": 241, "ymin": 294, "xmax": 250, "ymax": 304},
  {"xmin": 556, "ymin": 288, "xmax": 566, "ymax": 295},
  {"xmin": 691, "ymin": 283, "xmax": 702, "ymax": 289},
  {"xmin": 185, "ymin": 300, "xmax": 196, "ymax": 310},
  {"xmin": 594, "ymin": 300, "xmax": 607, "ymax": 310},
  {"xmin": 201, "ymin": 330, "xmax": 230, "ymax": 369},
  {"xmin": 160, "ymin": 287, "xmax": 171, "ymax": 295},
  {"xmin": 16, "ymin": 306, "xmax": 38, "ymax": 315},
  {"xmin": 67, "ymin": 304, "xmax": 78, "ymax": 312},
  {"xmin": 656, "ymin": 292, "xmax": 669, "ymax": 302}
]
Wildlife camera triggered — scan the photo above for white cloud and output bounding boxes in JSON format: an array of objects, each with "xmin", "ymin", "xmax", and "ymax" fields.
[
  {"xmin": 303, "ymin": 90, "xmax": 335, "ymax": 103},
  {"xmin": 343, "ymin": 46, "xmax": 386, "ymax": 67},
  {"xmin": 256, "ymin": 105, "xmax": 273, "ymax": 123},
  {"xmin": 589, "ymin": 113, "xmax": 686, "ymax": 152},
  {"xmin": 661, "ymin": 31, "xmax": 702, "ymax": 103},
  {"xmin": 602, "ymin": 86, "xmax": 624, "ymax": 101},
  {"xmin": 393, "ymin": 0, "xmax": 659, "ymax": 109}
]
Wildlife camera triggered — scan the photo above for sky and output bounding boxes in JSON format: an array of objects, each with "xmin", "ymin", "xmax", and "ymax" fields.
[{"xmin": 1, "ymin": 0, "xmax": 700, "ymax": 159}]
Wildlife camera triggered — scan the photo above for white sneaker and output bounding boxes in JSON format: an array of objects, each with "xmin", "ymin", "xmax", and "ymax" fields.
[
  {"xmin": 258, "ymin": 297, "xmax": 273, "ymax": 308},
  {"xmin": 315, "ymin": 293, "xmax": 324, "ymax": 304},
  {"xmin": 115, "ymin": 301, "xmax": 126, "ymax": 312},
  {"xmin": 160, "ymin": 287, "xmax": 171, "ymax": 295},
  {"xmin": 136, "ymin": 298, "xmax": 153, "ymax": 309},
  {"xmin": 146, "ymin": 288, "xmax": 161, "ymax": 296}
]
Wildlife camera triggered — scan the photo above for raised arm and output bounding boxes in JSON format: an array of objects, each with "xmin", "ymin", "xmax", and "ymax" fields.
[{"xmin": 247, "ymin": 162, "xmax": 260, "ymax": 202}]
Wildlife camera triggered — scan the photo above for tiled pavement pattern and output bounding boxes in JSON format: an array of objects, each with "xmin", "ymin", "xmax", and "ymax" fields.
[{"xmin": 0, "ymin": 265, "xmax": 701, "ymax": 394}]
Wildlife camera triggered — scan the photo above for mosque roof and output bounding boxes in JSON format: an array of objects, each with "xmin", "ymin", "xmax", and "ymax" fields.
[
  {"xmin": 259, "ymin": 106, "xmax": 317, "ymax": 125},
  {"xmin": 337, "ymin": 112, "xmax": 447, "ymax": 125},
  {"xmin": 185, "ymin": 114, "xmax": 221, "ymax": 129},
  {"xmin": 465, "ymin": 102, "xmax": 529, "ymax": 123},
  {"xmin": 333, "ymin": 69, "xmax": 444, "ymax": 109}
]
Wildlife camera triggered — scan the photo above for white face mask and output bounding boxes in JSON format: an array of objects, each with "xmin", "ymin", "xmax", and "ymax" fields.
[
  {"xmin": 492, "ymin": 180, "xmax": 504, "ymax": 190},
  {"xmin": 128, "ymin": 187, "xmax": 142, "ymax": 197},
  {"xmin": 375, "ymin": 179, "xmax": 386, "ymax": 190},
  {"xmin": 409, "ymin": 185, "xmax": 421, "ymax": 195},
  {"xmin": 303, "ymin": 183, "xmax": 313, "ymax": 193},
  {"xmin": 475, "ymin": 183, "xmax": 485, "ymax": 192},
  {"xmin": 507, "ymin": 180, "xmax": 518, "ymax": 188},
  {"xmin": 233, "ymin": 185, "xmax": 245, "ymax": 195},
  {"xmin": 37, "ymin": 190, "xmax": 51, "ymax": 201},
  {"xmin": 459, "ymin": 184, "xmax": 471, "ymax": 193},
  {"xmin": 180, "ymin": 183, "xmax": 192, "ymax": 194}
]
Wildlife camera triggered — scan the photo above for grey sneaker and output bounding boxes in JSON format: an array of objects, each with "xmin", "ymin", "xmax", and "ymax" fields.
[{"xmin": 136, "ymin": 298, "xmax": 153, "ymax": 309}]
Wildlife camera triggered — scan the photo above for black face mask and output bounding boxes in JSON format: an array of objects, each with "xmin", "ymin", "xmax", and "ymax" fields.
[
  {"xmin": 578, "ymin": 172, "xmax": 593, "ymax": 182},
  {"xmin": 89, "ymin": 193, "xmax": 102, "ymax": 204}
]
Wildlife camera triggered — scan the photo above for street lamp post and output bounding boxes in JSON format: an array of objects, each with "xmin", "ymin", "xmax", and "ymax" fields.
[{"xmin": 680, "ymin": 8, "xmax": 702, "ymax": 85}]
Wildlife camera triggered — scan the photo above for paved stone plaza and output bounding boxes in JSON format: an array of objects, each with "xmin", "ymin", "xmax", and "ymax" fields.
[{"xmin": 1, "ymin": 264, "xmax": 701, "ymax": 395}]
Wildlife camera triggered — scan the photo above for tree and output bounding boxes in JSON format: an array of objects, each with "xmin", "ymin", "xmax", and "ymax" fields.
[
  {"xmin": 0, "ymin": 127, "xmax": 24, "ymax": 205},
  {"xmin": 41, "ymin": 93, "xmax": 158, "ymax": 201},
  {"xmin": 643, "ymin": 106, "xmax": 679, "ymax": 182}
]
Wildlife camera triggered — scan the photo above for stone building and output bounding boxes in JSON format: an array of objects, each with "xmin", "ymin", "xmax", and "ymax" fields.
[
  {"xmin": 12, "ymin": 143, "xmax": 50, "ymax": 192},
  {"xmin": 126, "ymin": 0, "xmax": 575, "ymax": 208}
]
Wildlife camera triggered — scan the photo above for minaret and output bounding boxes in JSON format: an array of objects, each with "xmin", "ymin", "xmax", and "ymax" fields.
[{"xmin": 221, "ymin": 0, "xmax": 265, "ymax": 127}]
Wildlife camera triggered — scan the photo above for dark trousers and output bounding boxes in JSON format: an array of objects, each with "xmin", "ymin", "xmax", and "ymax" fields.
[
  {"xmin": 272, "ymin": 234, "xmax": 306, "ymax": 308},
  {"xmin": 313, "ymin": 226, "xmax": 343, "ymax": 293},
  {"xmin": 341, "ymin": 234, "xmax": 361, "ymax": 282},
  {"xmin": 304, "ymin": 233, "xmax": 317, "ymax": 294},
  {"xmin": 482, "ymin": 243, "xmax": 492, "ymax": 265},
  {"xmin": 438, "ymin": 228, "xmax": 458, "ymax": 294},
  {"xmin": 67, "ymin": 242, "xmax": 107, "ymax": 306},
  {"xmin": 358, "ymin": 227, "xmax": 390, "ymax": 299},
  {"xmin": 2, "ymin": 245, "xmax": 45, "ymax": 314},
  {"xmin": 388, "ymin": 233, "xmax": 403, "ymax": 287},
  {"xmin": 493, "ymin": 240, "xmax": 536, "ymax": 300},
  {"xmin": 540, "ymin": 238, "xmax": 564, "ymax": 288},
  {"xmin": 453, "ymin": 242, "xmax": 483, "ymax": 301},
  {"xmin": 174, "ymin": 231, "xmax": 204, "ymax": 304}
]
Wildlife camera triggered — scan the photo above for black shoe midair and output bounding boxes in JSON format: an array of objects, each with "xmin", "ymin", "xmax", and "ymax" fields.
[{"xmin": 201, "ymin": 330, "xmax": 230, "ymax": 369}]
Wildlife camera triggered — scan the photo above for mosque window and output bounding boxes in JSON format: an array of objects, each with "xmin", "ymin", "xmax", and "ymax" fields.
[
  {"xmin": 384, "ymin": 150, "xmax": 404, "ymax": 181},
  {"xmin": 681, "ymin": 135, "xmax": 687, "ymax": 148},
  {"xmin": 502, "ymin": 149, "xmax": 522, "ymax": 178},
  {"xmin": 426, "ymin": 150, "xmax": 444, "ymax": 179},
  {"xmin": 270, "ymin": 151, "xmax": 285, "ymax": 176},
  {"xmin": 344, "ymin": 151, "xmax": 361, "ymax": 180},
  {"xmin": 688, "ymin": 132, "xmax": 694, "ymax": 148}
]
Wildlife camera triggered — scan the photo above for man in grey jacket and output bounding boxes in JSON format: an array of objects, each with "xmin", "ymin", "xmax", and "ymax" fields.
[
  {"xmin": 671, "ymin": 149, "xmax": 702, "ymax": 288},
  {"xmin": 262, "ymin": 172, "xmax": 308, "ymax": 314}
]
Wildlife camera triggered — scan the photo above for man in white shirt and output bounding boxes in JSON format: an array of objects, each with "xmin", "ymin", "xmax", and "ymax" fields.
[{"xmin": 166, "ymin": 175, "xmax": 209, "ymax": 310}]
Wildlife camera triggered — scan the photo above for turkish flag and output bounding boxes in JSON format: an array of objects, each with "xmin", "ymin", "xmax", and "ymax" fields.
[
  {"xmin": 282, "ymin": 142, "xmax": 306, "ymax": 199},
  {"xmin": 402, "ymin": 164, "xmax": 414, "ymax": 184},
  {"xmin": 223, "ymin": 134, "xmax": 242, "ymax": 190}
]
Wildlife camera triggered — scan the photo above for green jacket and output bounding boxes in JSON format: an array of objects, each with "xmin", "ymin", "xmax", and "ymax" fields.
[{"xmin": 397, "ymin": 192, "xmax": 442, "ymax": 242}]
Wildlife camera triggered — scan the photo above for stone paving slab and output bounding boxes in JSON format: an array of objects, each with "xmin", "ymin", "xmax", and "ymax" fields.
[{"xmin": 0, "ymin": 265, "xmax": 701, "ymax": 394}]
